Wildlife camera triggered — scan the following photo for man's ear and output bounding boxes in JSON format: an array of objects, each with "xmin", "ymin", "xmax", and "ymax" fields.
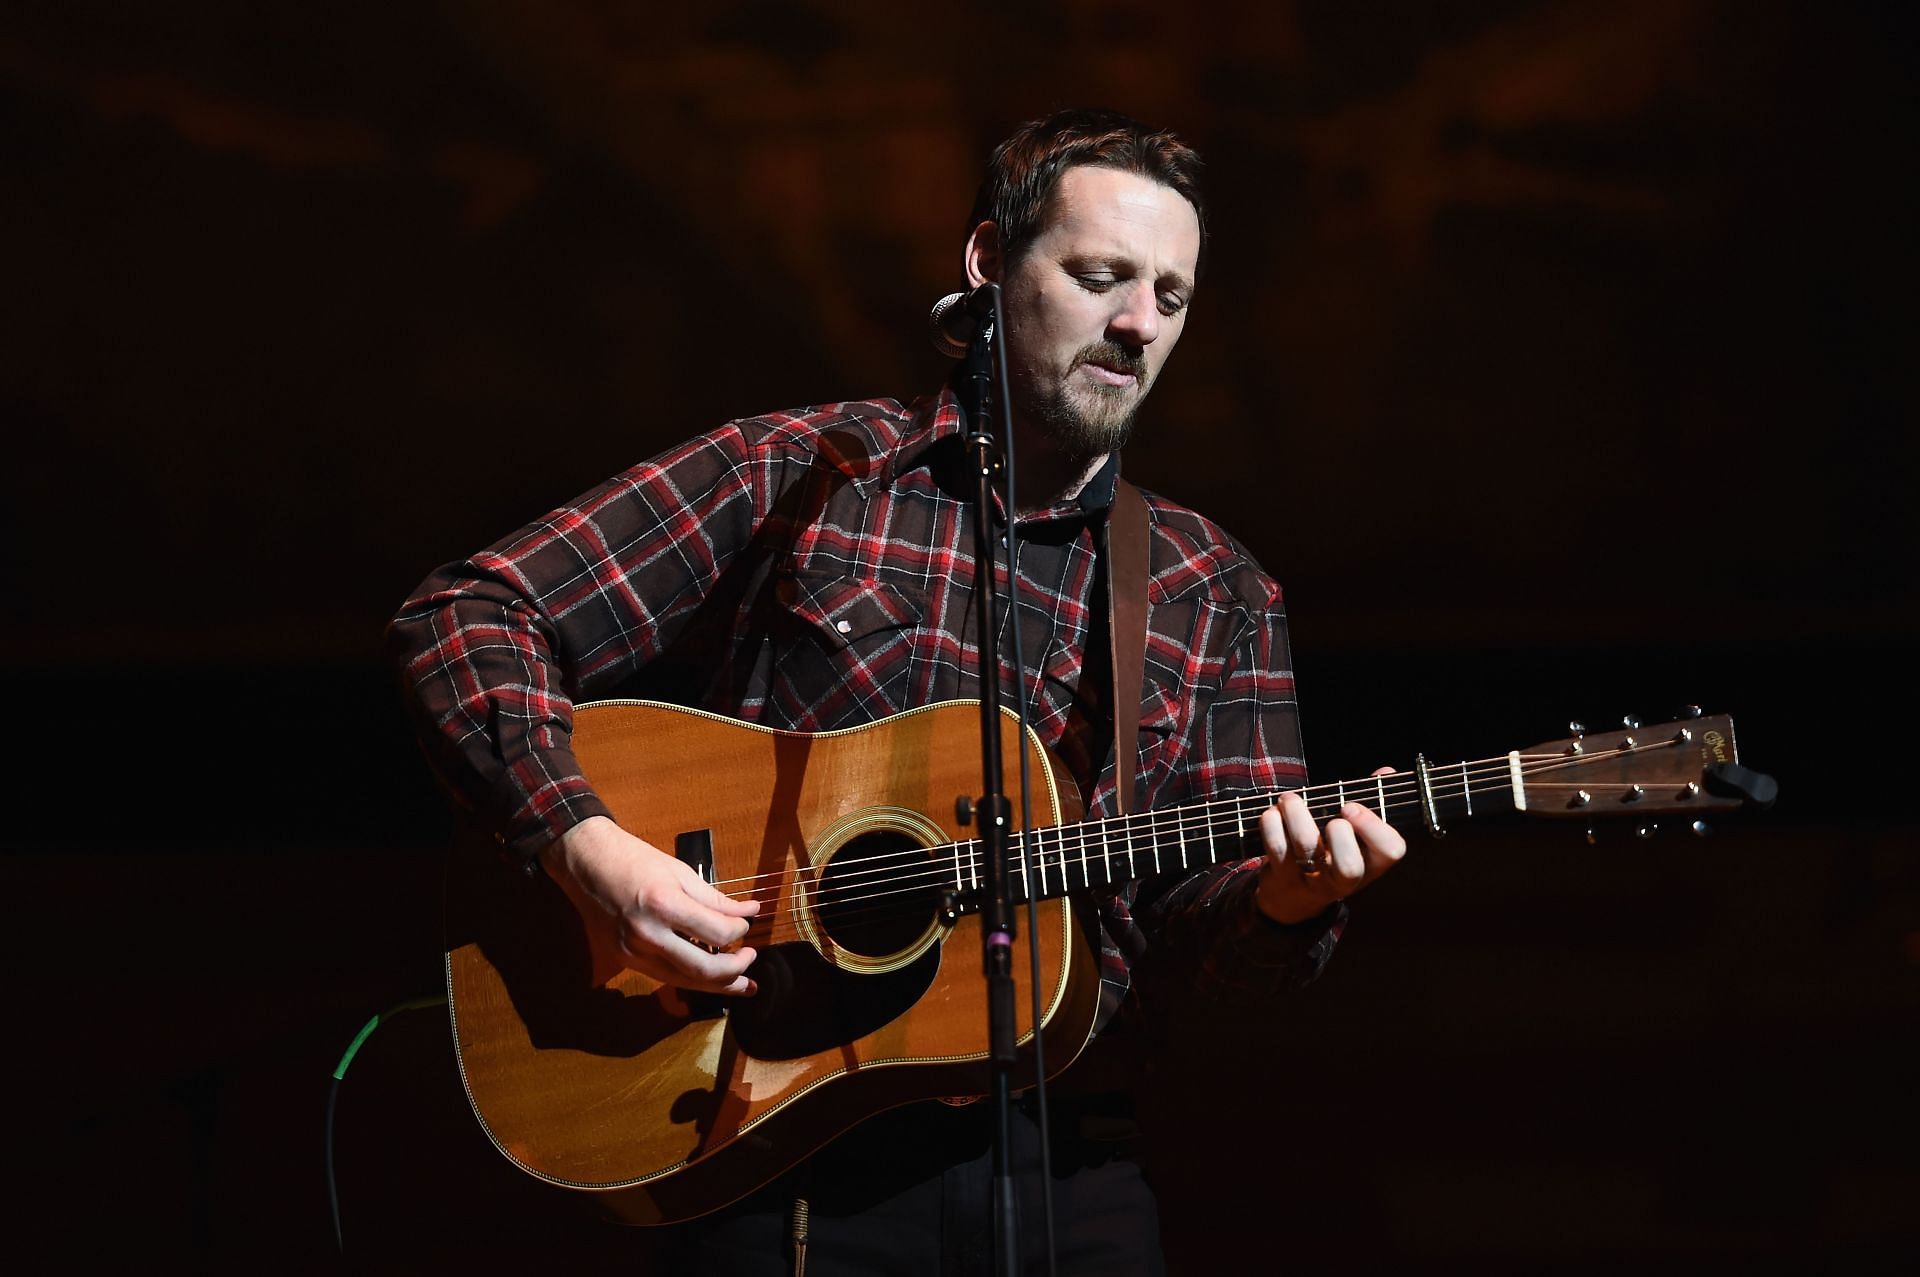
[{"xmin": 963, "ymin": 221, "xmax": 1001, "ymax": 289}]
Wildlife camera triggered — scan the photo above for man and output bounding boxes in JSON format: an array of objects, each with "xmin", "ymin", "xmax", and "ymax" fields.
[{"xmin": 390, "ymin": 108, "xmax": 1405, "ymax": 1274}]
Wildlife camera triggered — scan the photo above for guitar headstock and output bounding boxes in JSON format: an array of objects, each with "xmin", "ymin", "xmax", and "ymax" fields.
[{"xmin": 1516, "ymin": 712, "xmax": 1777, "ymax": 820}]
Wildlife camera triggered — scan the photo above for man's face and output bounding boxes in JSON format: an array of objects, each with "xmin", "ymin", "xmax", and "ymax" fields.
[{"xmin": 987, "ymin": 165, "xmax": 1201, "ymax": 462}]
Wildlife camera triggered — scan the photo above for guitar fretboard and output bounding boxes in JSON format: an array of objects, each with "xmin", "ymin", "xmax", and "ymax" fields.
[{"xmin": 937, "ymin": 756, "xmax": 1523, "ymax": 907}]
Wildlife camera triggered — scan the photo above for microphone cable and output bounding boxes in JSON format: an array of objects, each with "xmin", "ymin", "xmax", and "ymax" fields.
[{"xmin": 325, "ymin": 994, "xmax": 447, "ymax": 1255}]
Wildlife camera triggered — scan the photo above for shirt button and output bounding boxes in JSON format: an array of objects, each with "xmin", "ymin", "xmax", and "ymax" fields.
[{"xmin": 835, "ymin": 619, "xmax": 852, "ymax": 634}]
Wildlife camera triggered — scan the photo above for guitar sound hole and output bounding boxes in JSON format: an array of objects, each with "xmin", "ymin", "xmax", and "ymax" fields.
[{"xmin": 815, "ymin": 831, "xmax": 941, "ymax": 959}]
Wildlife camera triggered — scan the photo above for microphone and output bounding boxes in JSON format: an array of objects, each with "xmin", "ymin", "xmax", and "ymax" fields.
[{"xmin": 928, "ymin": 284, "xmax": 999, "ymax": 357}]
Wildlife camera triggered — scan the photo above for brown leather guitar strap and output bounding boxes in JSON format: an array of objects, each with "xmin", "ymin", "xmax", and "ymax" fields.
[{"xmin": 1108, "ymin": 477, "xmax": 1150, "ymax": 816}]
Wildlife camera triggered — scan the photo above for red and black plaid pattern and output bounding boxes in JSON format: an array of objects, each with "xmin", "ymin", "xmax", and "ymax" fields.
[{"xmin": 389, "ymin": 386, "xmax": 1342, "ymax": 1034}]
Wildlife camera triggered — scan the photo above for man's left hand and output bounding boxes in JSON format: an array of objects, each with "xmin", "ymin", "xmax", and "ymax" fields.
[{"xmin": 1254, "ymin": 770, "xmax": 1407, "ymax": 924}]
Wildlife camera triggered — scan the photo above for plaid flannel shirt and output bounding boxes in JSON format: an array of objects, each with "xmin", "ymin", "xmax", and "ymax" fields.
[{"xmin": 389, "ymin": 385, "xmax": 1343, "ymax": 1039}]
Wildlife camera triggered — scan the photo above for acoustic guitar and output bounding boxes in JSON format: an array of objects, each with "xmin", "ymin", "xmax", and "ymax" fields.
[{"xmin": 442, "ymin": 699, "xmax": 1773, "ymax": 1226}]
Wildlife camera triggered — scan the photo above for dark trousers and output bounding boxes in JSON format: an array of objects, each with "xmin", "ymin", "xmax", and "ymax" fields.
[{"xmin": 644, "ymin": 1092, "xmax": 1166, "ymax": 1277}]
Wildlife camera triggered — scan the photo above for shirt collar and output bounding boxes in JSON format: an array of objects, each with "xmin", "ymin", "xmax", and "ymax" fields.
[{"xmin": 899, "ymin": 382, "xmax": 1120, "ymax": 528}]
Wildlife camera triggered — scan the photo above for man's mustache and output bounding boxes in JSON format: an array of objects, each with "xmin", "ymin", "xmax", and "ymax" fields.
[{"xmin": 1074, "ymin": 342, "xmax": 1147, "ymax": 379}]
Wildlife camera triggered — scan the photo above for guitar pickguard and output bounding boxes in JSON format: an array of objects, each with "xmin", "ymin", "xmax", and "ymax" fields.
[{"xmin": 728, "ymin": 937, "xmax": 944, "ymax": 1060}]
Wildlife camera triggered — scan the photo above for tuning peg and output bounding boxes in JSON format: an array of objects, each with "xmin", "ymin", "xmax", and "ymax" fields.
[
  {"xmin": 1679, "ymin": 705, "xmax": 1703, "ymax": 719},
  {"xmin": 1623, "ymin": 714, "xmax": 1644, "ymax": 729},
  {"xmin": 1568, "ymin": 720, "xmax": 1587, "ymax": 735},
  {"xmin": 1635, "ymin": 823, "xmax": 1657, "ymax": 839},
  {"xmin": 1585, "ymin": 827, "xmax": 1598, "ymax": 845},
  {"xmin": 1690, "ymin": 820, "xmax": 1711, "ymax": 837}
]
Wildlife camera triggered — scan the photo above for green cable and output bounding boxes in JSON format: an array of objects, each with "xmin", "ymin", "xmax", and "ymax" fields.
[
  {"xmin": 328, "ymin": 993, "xmax": 448, "ymax": 1253},
  {"xmin": 332, "ymin": 995, "xmax": 446, "ymax": 1081}
]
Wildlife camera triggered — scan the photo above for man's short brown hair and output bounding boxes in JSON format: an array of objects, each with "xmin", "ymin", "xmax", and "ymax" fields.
[{"xmin": 968, "ymin": 107, "xmax": 1208, "ymax": 280}]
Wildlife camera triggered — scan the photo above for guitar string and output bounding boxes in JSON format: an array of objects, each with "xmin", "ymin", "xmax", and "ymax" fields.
[
  {"xmin": 707, "ymin": 739, "xmax": 1676, "ymax": 909},
  {"xmin": 697, "ymin": 739, "xmax": 1686, "ymax": 938},
  {"xmin": 739, "ymin": 770, "xmax": 1685, "ymax": 945},
  {"xmin": 708, "ymin": 758, "xmax": 1493, "ymax": 903},
  {"xmin": 702, "ymin": 736, "xmax": 1672, "ymax": 904},
  {"xmin": 735, "ymin": 761, "xmax": 1629, "ymax": 947},
  {"xmin": 760, "ymin": 784, "xmax": 1633, "ymax": 935}
]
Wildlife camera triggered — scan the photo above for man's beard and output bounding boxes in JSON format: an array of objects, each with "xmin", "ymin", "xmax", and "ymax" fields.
[{"xmin": 1027, "ymin": 340, "xmax": 1150, "ymax": 464}]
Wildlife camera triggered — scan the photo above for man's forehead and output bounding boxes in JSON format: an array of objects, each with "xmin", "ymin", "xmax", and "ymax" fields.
[{"xmin": 1039, "ymin": 166, "xmax": 1201, "ymax": 277}]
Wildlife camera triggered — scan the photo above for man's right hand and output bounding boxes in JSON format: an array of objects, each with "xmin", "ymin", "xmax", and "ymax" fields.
[{"xmin": 539, "ymin": 815, "xmax": 761, "ymax": 995}]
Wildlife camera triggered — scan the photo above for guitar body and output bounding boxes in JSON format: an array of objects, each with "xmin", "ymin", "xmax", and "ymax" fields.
[{"xmin": 443, "ymin": 699, "xmax": 1098, "ymax": 1226}]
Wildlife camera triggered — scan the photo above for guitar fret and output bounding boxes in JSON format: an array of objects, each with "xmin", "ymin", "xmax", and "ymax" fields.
[
  {"xmin": 1460, "ymin": 760, "xmax": 1473, "ymax": 816},
  {"xmin": 1015, "ymin": 825, "xmax": 1029, "ymax": 902},
  {"xmin": 1034, "ymin": 828, "xmax": 1049, "ymax": 898},
  {"xmin": 1375, "ymin": 774, "xmax": 1388, "ymax": 820},
  {"xmin": 1100, "ymin": 822, "xmax": 1113, "ymax": 886}
]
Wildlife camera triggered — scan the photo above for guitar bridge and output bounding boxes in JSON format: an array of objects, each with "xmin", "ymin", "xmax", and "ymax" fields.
[
  {"xmin": 675, "ymin": 829, "xmax": 716, "ymax": 886},
  {"xmin": 675, "ymin": 829, "xmax": 727, "ymax": 1021}
]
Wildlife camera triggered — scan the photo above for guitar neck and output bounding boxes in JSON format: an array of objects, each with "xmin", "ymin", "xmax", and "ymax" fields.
[{"xmin": 955, "ymin": 713, "xmax": 1747, "ymax": 907}]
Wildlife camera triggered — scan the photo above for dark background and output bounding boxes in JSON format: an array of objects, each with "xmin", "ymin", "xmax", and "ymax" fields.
[{"xmin": 6, "ymin": 1, "xmax": 1915, "ymax": 1270}]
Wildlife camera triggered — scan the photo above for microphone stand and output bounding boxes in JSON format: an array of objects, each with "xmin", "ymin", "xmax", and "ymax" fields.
[{"xmin": 957, "ymin": 286, "xmax": 1023, "ymax": 1277}]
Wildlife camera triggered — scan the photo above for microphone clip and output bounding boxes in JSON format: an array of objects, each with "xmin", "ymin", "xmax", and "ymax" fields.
[{"xmin": 930, "ymin": 283, "xmax": 1001, "ymax": 358}]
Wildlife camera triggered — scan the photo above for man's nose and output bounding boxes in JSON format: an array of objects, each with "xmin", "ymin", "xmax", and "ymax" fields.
[{"xmin": 1107, "ymin": 282, "xmax": 1161, "ymax": 347}]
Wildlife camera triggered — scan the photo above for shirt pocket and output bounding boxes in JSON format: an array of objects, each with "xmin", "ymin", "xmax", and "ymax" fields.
[
  {"xmin": 767, "ymin": 571, "xmax": 925, "ymax": 726},
  {"xmin": 1134, "ymin": 598, "xmax": 1202, "ymax": 799}
]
